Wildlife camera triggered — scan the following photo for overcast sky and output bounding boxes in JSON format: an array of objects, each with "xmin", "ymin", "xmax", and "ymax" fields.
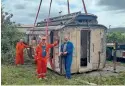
[{"xmin": 2, "ymin": 0, "xmax": 125, "ymax": 28}]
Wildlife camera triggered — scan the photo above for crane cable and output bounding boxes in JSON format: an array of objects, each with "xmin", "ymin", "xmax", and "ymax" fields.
[
  {"xmin": 32, "ymin": 0, "xmax": 43, "ymax": 35},
  {"xmin": 82, "ymin": 0, "xmax": 87, "ymax": 14},
  {"xmin": 67, "ymin": 0, "xmax": 70, "ymax": 14},
  {"xmin": 30, "ymin": 0, "xmax": 88, "ymax": 69},
  {"xmin": 67, "ymin": 0, "xmax": 88, "ymax": 15},
  {"xmin": 26, "ymin": 0, "xmax": 43, "ymax": 59},
  {"xmin": 46, "ymin": 0, "xmax": 55, "ymax": 70},
  {"xmin": 46, "ymin": 0, "xmax": 52, "ymax": 37}
]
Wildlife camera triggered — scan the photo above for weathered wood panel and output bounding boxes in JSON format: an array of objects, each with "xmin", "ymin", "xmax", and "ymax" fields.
[
  {"xmin": 99, "ymin": 29, "xmax": 106, "ymax": 69},
  {"xmin": 90, "ymin": 28, "xmax": 106, "ymax": 70},
  {"xmin": 69, "ymin": 29, "xmax": 78, "ymax": 73}
]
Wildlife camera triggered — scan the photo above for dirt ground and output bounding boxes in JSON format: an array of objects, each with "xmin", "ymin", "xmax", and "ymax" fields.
[{"xmin": 85, "ymin": 61, "xmax": 125, "ymax": 77}]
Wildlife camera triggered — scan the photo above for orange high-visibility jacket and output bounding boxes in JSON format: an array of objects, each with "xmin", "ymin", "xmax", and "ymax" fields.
[
  {"xmin": 15, "ymin": 42, "xmax": 29, "ymax": 64},
  {"xmin": 35, "ymin": 41, "xmax": 58, "ymax": 61},
  {"xmin": 16, "ymin": 42, "xmax": 28, "ymax": 54}
]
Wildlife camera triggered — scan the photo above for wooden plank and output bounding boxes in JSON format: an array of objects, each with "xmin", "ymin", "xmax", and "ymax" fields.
[
  {"xmin": 90, "ymin": 29, "xmax": 105, "ymax": 69},
  {"xmin": 76, "ymin": 30, "xmax": 80, "ymax": 72},
  {"xmin": 69, "ymin": 29, "xmax": 77, "ymax": 73}
]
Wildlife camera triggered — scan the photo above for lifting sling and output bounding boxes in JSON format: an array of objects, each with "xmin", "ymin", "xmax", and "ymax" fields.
[
  {"xmin": 31, "ymin": 0, "xmax": 55, "ymax": 69},
  {"xmin": 67, "ymin": 0, "xmax": 70, "ymax": 14},
  {"xmin": 46, "ymin": 0, "xmax": 55, "ymax": 70},
  {"xmin": 32, "ymin": 0, "xmax": 43, "ymax": 35},
  {"xmin": 27, "ymin": 0, "xmax": 43, "ymax": 59}
]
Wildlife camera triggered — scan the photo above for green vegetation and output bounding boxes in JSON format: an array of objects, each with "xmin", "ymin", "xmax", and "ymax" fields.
[
  {"xmin": 107, "ymin": 32, "xmax": 125, "ymax": 43},
  {"xmin": 1, "ymin": 64, "xmax": 88, "ymax": 85},
  {"xmin": 1, "ymin": 7, "xmax": 25, "ymax": 64},
  {"xmin": 1, "ymin": 64, "xmax": 125, "ymax": 85}
]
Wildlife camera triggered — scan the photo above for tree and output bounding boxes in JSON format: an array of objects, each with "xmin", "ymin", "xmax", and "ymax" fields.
[
  {"xmin": 107, "ymin": 32, "xmax": 125, "ymax": 43},
  {"xmin": 1, "ymin": 7, "xmax": 24, "ymax": 64}
]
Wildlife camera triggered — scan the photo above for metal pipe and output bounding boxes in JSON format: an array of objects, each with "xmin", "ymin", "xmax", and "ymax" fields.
[{"xmin": 113, "ymin": 42, "xmax": 117, "ymax": 73}]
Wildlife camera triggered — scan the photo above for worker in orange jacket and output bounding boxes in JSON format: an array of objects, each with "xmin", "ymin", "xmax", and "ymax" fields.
[
  {"xmin": 15, "ymin": 39, "xmax": 29, "ymax": 65},
  {"xmin": 35, "ymin": 36, "xmax": 59, "ymax": 79}
]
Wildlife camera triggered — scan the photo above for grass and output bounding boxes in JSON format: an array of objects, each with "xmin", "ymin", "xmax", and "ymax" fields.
[
  {"xmin": 1, "ymin": 64, "xmax": 88, "ymax": 85},
  {"xmin": 1, "ymin": 63, "xmax": 125, "ymax": 85}
]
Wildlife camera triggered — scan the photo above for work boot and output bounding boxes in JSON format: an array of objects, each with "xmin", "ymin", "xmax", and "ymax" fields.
[
  {"xmin": 42, "ymin": 77, "xmax": 47, "ymax": 80},
  {"xmin": 16, "ymin": 64, "xmax": 20, "ymax": 66},
  {"xmin": 65, "ymin": 76, "xmax": 71, "ymax": 79},
  {"xmin": 38, "ymin": 78, "xmax": 42, "ymax": 80}
]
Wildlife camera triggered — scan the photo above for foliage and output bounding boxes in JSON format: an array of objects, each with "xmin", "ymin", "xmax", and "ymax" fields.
[
  {"xmin": 1, "ymin": 7, "xmax": 25, "ymax": 64},
  {"xmin": 107, "ymin": 32, "xmax": 125, "ymax": 43}
]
